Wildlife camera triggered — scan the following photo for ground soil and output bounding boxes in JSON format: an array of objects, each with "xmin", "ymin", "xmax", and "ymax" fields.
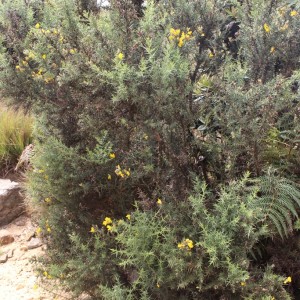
[{"xmin": 0, "ymin": 215, "xmax": 66, "ymax": 300}]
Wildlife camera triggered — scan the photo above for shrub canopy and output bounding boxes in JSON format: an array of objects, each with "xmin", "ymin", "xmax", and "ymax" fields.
[{"xmin": 0, "ymin": 0, "xmax": 299, "ymax": 299}]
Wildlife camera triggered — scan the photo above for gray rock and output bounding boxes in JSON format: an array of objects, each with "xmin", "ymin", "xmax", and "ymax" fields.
[
  {"xmin": 0, "ymin": 253, "xmax": 8, "ymax": 263},
  {"xmin": 0, "ymin": 179, "xmax": 24, "ymax": 226},
  {"xmin": 27, "ymin": 237, "xmax": 42, "ymax": 250},
  {"xmin": 0, "ymin": 229, "xmax": 14, "ymax": 245}
]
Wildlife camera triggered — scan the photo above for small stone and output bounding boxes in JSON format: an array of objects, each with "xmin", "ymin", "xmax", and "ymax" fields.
[
  {"xmin": 7, "ymin": 248, "xmax": 14, "ymax": 258},
  {"xmin": 0, "ymin": 253, "xmax": 8, "ymax": 263},
  {"xmin": 16, "ymin": 284, "xmax": 25, "ymax": 290},
  {"xmin": 0, "ymin": 229, "xmax": 14, "ymax": 245},
  {"xmin": 20, "ymin": 245, "xmax": 28, "ymax": 251},
  {"xmin": 27, "ymin": 237, "xmax": 42, "ymax": 250}
]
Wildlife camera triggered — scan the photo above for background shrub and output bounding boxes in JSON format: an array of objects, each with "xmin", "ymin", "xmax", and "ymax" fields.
[{"xmin": 0, "ymin": 104, "xmax": 33, "ymax": 173}]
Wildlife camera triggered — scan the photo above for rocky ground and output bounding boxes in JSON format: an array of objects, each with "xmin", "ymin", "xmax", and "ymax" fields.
[{"xmin": 0, "ymin": 215, "xmax": 66, "ymax": 300}]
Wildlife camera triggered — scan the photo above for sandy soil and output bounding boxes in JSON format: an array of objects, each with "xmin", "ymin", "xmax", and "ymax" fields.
[{"xmin": 0, "ymin": 215, "xmax": 65, "ymax": 300}]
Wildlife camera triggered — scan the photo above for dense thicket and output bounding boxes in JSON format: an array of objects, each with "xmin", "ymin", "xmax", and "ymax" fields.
[{"xmin": 0, "ymin": 0, "xmax": 299, "ymax": 299}]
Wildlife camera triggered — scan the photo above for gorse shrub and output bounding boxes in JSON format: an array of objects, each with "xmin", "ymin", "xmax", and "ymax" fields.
[{"xmin": 0, "ymin": 0, "xmax": 299, "ymax": 299}]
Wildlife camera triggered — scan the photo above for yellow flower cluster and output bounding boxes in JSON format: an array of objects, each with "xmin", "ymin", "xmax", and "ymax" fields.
[
  {"xmin": 103, "ymin": 217, "xmax": 113, "ymax": 231},
  {"xmin": 115, "ymin": 165, "xmax": 130, "ymax": 178},
  {"xmin": 36, "ymin": 24, "xmax": 65, "ymax": 43},
  {"xmin": 169, "ymin": 28, "xmax": 192, "ymax": 47},
  {"xmin": 109, "ymin": 153, "xmax": 116, "ymax": 159},
  {"xmin": 36, "ymin": 220, "xmax": 51, "ymax": 235},
  {"xmin": 44, "ymin": 197, "xmax": 51, "ymax": 204},
  {"xmin": 43, "ymin": 271, "xmax": 52, "ymax": 279},
  {"xmin": 290, "ymin": 10, "xmax": 298, "ymax": 17},
  {"xmin": 157, "ymin": 198, "xmax": 162, "ymax": 205},
  {"xmin": 178, "ymin": 238, "xmax": 194, "ymax": 250}
]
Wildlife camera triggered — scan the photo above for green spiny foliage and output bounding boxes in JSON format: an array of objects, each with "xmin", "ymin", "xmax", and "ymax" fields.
[{"xmin": 0, "ymin": 0, "xmax": 299, "ymax": 299}]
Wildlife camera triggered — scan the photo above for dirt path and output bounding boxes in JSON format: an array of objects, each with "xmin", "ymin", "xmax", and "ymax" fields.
[{"xmin": 0, "ymin": 215, "xmax": 59, "ymax": 300}]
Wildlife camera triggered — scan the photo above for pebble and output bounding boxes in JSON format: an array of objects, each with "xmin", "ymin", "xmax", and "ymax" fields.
[
  {"xmin": 20, "ymin": 245, "xmax": 28, "ymax": 251},
  {"xmin": 0, "ymin": 253, "xmax": 8, "ymax": 263}
]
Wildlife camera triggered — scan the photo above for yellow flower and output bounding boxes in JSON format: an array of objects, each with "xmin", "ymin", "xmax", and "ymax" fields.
[
  {"xmin": 33, "ymin": 284, "xmax": 38, "ymax": 290},
  {"xmin": 124, "ymin": 169, "xmax": 130, "ymax": 176},
  {"xmin": 42, "ymin": 54, "xmax": 47, "ymax": 60},
  {"xmin": 44, "ymin": 197, "xmax": 51, "ymax": 203},
  {"xmin": 90, "ymin": 226, "xmax": 96, "ymax": 233},
  {"xmin": 103, "ymin": 217, "xmax": 112, "ymax": 226},
  {"xmin": 106, "ymin": 225, "xmax": 112, "ymax": 231},
  {"xmin": 290, "ymin": 10, "xmax": 298, "ymax": 17},
  {"xmin": 209, "ymin": 52, "xmax": 214, "ymax": 58},
  {"xmin": 270, "ymin": 46, "xmax": 275, "ymax": 54},
  {"xmin": 35, "ymin": 23, "xmax": 40, "ymax": 29},
  {"xmin": 109, "ymin": 153, "xmax": 116, "ymax": 159},
  {"xmin": 47, "ymin": 227, "xmax": 51, "ymax": 233},
  {"xmin": 263, "ymin": 23, "xmax": 270, "ymax": 33},
  {"xmin": 108, "ymin": 174, "xmax": 112, "ymax": 180},
  {"xmin": 43, "ymin": 271, "xmax": 48, "ymax": 277},
  {"xmin": 69, "ymin": 49, "xmax": 76, "ymax": 54},
  {"xmin": 126, "ymin": 214, "xmax": 131, "ymax": 220},
  {"xmin": 178, "ymin": 40, "xmax": 184, "ymax": 47},
  {"xmin": 118, "ymin": 52, "xmax": 124, "ymax": 60},
  {"xmin": 36, "ymin": 227, "xmax": 42, "ymax": 235},
  {"xmin": 240, "ymin": 281, "xmax": 246, "ymax": 286},
  {"xmin": 157, "ymin": 198, "xmax": 162, "ymax": 205},
  {"xmin": 15, "ymin": 65, "xmax": 20, "ymax": 70},
  {"xmin": 186, "ymin": 239, "xmax": 194, "ymax": 249},
  {"xmin": 177, "ymin": 243, "xmax": 184, "ymax": 249},
  {"xmin": 38, "ymin": 169, "xmax": 45, "ymax": 173},
  {"xmin": 284, "ymin": 276, "xmax": 292, "ymax": 284}
]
